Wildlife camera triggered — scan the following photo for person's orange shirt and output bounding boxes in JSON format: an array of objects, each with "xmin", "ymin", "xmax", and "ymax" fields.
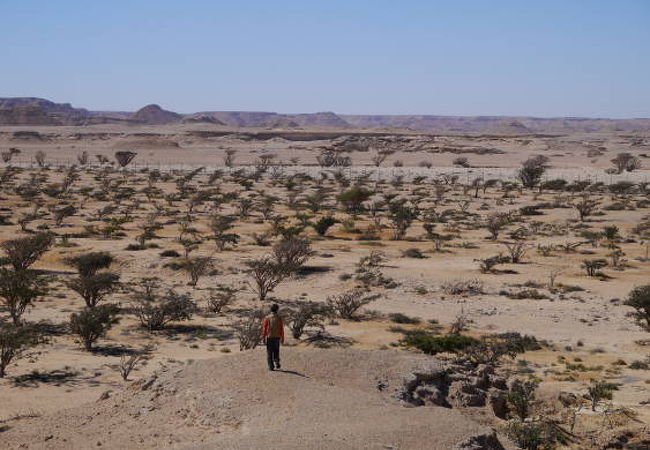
[{"xmin": 261, "ymin": 314, "xmax": 285, "ymax": 343}]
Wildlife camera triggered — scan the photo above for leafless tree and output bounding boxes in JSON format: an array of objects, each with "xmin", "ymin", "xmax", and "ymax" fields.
[
  {"xmin": 572, "ymin": 195, "xmax": 600, "ymax": 222},
  {"xmin": 448, "ymin": 309, "xmax": 471, "ymax": 335},
  {"xmin": 502, "ymin": 241, "xmax": 530, "ymax": 263},
  {"xmin": 611, "ymin": 152, "xmax": 642, "ymax": 173},
  {"xmin": 223, "ymin": 149, "xmax": 237, "ymax": 168},
  {"xmin": 371, "ymin": 149, "xmax": 395, "ymax": 167},
  {"xmin": 77, "ymin": 151, "xmax": 89, "ymax": 165},
  {"xmin": 486, "ymin": 212, "xmax": 512, "ymax": 240},
  {"xmin": 246, "ymin": 256, "xmax": 285, "ymax": 301},
  {"xmin": 109, "ymin": 345, "xmax": 155, "ymax": 381},
  {"xmin": 34, "ymin": 150, "xmax": 47, "ymax": 167},
  {"xmin": 184, "ymin": 256, "xmax": 214, "ymax": 287}
]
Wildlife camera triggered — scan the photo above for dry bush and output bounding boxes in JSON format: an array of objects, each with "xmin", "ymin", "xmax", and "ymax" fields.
[
  {"xmin": 132, "ymin": 278, "xmax": 196, "ymax": 331},
  {"xmin": 355, "ymin": 251, "xmax": 394, "ymax": 287},
  {"xmin": 183, "ymin": 255, "xmax": 214, "ymax": 287},
  {"xmin": 572, "ymin": 195, "xmax": 600, "ymax": 221},
  {"xmin": 440, "ymin": 278, "xmax": 484, "ymax": 296},
  {"xmin": 273, "ymin": 236, "xmax": 313, "ymax": 274},
  {"xmin": 448, "ymin": 310, "xmax": 472, "ymax": 335},
  {"xmin": 34, "ymin": 150, "xmax": 46, "ymax": 167},
  {"xmin": 204, "ymin": 286, "xmax": 237, "ymax": 314},
  {"xmin": 327, "ymin": 289, "xmax": 381, "ymax": 320},
  {"xmin": 232, "ymin": 309, "xmax": 264, "ymax": 350},
  {"xmin": 486, "ymin": 212, "xmax": 512, "ymax": 240},
  {"xmin": 476, "ymin": 254, "xmax": 510, "ymax": 273},
  {"xmin": 246, "ymin": 237, "xmax": 313, "ymax": 300},
  {"xmin": 287, "ymin": 301, "xmax": 330, "ymax": 339},
  {"xmin": 502, "ymin": 241, "xmax": 530, "ymax": 264},
  {"xmin": 246, "ymin": 255, "xmax": 285, "ymax": 301},
  {"xmin": 108, "ymin": 345, "xmax": 155, "ymax": 381}
]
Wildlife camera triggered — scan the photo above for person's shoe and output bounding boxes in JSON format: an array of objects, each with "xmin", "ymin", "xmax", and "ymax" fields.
[
  {"xmin": 268, "ymin": 367, "xmax": 275, "ymax": 371},
  {"xmin": 275, "ymin": 363, "xmax": 281, "ymax": 370}
]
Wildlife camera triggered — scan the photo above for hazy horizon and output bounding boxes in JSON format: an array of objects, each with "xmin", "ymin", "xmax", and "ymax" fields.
[{"xmin": 1, "ymin": 1, "xmax": 649, "ymax": 119}]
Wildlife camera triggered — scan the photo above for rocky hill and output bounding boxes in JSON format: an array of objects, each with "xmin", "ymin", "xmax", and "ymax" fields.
[
  {"xmin": 132, "ymin": 104, "xmax": 182, "ymax": 124},
  {"xmin": 2, "ymin": 97, "xmax": 650, "ymax": 132},
  {"xmin": 0, "ymin": 97, "xmax": 90, "ymax": 125},
  {"xmin": 181, "ymin": 113, "xmax": 226, "ymax": 125}
]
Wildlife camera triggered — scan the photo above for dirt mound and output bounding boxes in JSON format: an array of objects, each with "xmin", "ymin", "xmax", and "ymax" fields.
[{"xmin": 0, "ymin": 349, "xmax": 503, "ymax": 449}]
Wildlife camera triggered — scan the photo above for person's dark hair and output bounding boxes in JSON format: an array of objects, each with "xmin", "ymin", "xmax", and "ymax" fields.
[{"xmin": 270, "ymin": 303, "xmax": 279, "ymax": 313}]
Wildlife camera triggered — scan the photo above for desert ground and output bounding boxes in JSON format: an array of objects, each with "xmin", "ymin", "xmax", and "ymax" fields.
[{"xmin": 1, "ymin": 124, "xmax": 650, "ymax": 449}]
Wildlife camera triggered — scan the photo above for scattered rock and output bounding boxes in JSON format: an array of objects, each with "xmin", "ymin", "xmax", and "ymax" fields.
[{"xmin": 455, "ymin": 429, "xmax": 505, "ymax": 450}]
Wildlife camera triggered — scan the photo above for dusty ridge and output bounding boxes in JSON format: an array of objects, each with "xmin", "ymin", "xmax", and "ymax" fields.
[
  {"xmin": 2, "ymin": 97, "xmax": 650, "ymax": 131},
  {"xmin": 0, "ymin": 349, "xmax": 502, "ymax": 450}
]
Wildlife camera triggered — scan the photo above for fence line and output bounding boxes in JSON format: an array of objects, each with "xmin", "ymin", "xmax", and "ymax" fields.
[{"xmin": 4, "ymin": 158, "xmax": 650, "ymax": 184}]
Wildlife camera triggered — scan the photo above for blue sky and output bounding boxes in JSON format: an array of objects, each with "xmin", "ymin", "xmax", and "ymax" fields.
[{"xmin": 1, "ymin": 1, "xmax": 649, "ymax": 117}]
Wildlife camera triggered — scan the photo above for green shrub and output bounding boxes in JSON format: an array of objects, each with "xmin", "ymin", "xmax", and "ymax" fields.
[
  {"xmin": 0, "ymin": 322, "xmax": 44, "ymax": 377},
  {"xmin": 625, "ymin": 284, "xmax": 650, "ymax": 331},
  {"xmin": 504, "ymin": 419, "xmax": 567, "ymax": 450},
  {"xmin": 69, "ymin": 304, "xmax": 120, "ymax": 351},
  {"xmin": 629, "ymin": 360, "xmax": 649, "ymax": 370},
  {"xmin": 401, "ymin": 248, "xmax": 426, "ymax": 258},
  {"xmin": 400, "ymin": 333, "xmax": 478, "ymax": 355},
  {"xmin": 388, "ymin": 313, "xmax": 421, "ymax": 324},
  {"xmin": 312, "ymin": 216, "xmax": 338, "ymax": 237}
]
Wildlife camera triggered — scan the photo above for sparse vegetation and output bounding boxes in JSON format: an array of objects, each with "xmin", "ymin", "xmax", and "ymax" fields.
[{"xmin": 0, "ymin": 129, "xmax": 648, "ymax": 447}]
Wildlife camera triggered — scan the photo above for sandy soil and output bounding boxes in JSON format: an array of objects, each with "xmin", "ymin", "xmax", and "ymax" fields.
[
  {"xmin": 1, "ymin": 125, "xmax": 649, "ymax": 449},
  {"xmin": 1, "ymin": 349, "xmax": 506, "ymax": 450}
]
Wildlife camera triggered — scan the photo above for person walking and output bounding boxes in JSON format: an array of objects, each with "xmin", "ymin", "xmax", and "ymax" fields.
[{"xmin": 261, "ymin": 304, "xmax": 285, "ymax": 371}]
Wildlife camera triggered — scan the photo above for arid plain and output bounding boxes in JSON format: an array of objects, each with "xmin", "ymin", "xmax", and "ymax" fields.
[{"xmin": 1, "ymin": 116, "xmax": 650, "ymax": 449}]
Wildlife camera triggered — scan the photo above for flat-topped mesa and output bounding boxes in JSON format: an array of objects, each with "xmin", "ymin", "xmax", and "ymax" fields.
[
  {"xmin": 181, "ymin": 113, "xmax": 226, "ymax": 125},
  {"xmin": 1, "ymin": 96, "xmax": 650, "ymax": 132},
  {"xmin": 0, "ymin": 97, "xmax": 90, "ymax": 125}
]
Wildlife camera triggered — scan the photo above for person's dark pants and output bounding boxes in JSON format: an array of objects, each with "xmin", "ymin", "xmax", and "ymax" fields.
[{"xmin": 266, "ymin": 337, "xmax": 281, "ymax": 369}]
